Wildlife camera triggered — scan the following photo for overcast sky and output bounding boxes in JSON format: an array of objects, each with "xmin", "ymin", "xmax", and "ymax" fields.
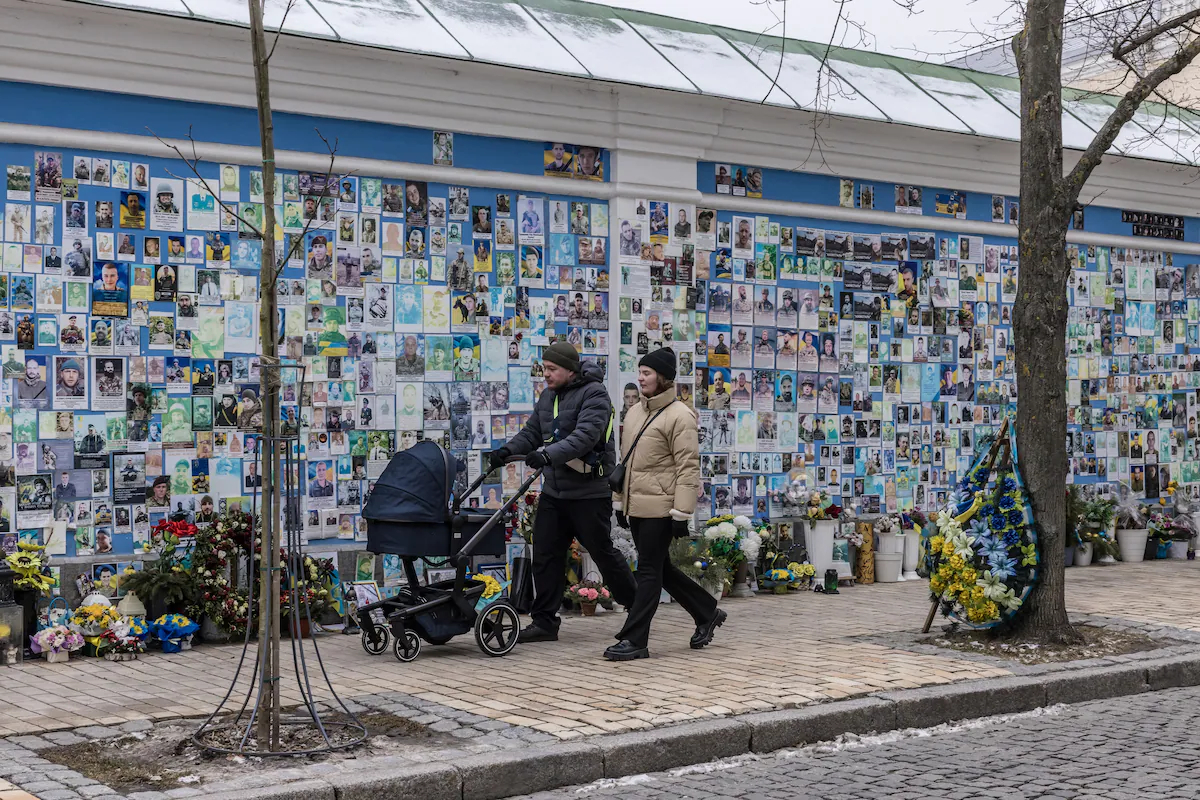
[{"xmin": 590, "ymin": 0, "xmax": 1021, "ymax": 62}]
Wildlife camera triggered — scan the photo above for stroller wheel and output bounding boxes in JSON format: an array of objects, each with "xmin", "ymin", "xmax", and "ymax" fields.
[
  {"xmin": 475, "ymin": 601, "xmax": 519, "ymax": 657},
  {"xmin": 394, "ymin": 629, "xmax": 421, "ymax": 662},
  {"xmin": 361, "ymin": 625, "xmax": 390, "ymax": 656}
]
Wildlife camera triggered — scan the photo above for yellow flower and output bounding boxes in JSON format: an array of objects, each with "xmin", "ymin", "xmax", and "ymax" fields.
[
  {"xmin": 948, "ymin": 555, "xmax": 965, "ymax": 571},
  {"xmin": 928, "ymin": 535, "xmax": 945, "ymax": 553}
]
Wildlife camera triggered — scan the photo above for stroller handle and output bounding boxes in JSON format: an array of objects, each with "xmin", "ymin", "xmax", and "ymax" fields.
[
  {"xmin": 456, "ymin": 454, "xmax": 538, "ymax": 511},
  {"xmin": 453, "ymin": 468, "xmax": 543, "ymax": 568}
]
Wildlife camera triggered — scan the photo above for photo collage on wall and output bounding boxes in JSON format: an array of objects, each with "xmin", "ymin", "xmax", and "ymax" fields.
[
  {"xmin": 1, "ymin": 136, "xmax": 608, "ymax": 598},
  {"xmin": 616, "ymin": 166, "xmax": 1200, "ymax": 520}
]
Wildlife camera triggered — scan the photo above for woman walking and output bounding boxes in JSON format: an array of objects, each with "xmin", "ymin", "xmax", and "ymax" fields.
[{"xmin": 607, "ymin": 348, "xmax": 726, "ymax": 661}]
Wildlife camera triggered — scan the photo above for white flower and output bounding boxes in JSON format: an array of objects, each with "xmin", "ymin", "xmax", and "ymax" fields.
[
  {"xmin": 732, "ymin": 515, "xmax": 752, "ymax": 531},
  {"xmin": 739, "ymin": 533, "xmax": 761, "ymax": 562}
]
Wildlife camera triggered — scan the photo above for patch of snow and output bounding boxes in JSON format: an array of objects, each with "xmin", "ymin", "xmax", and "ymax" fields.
[{"xmin": 574, "ymin": 774, "xmax": 654, "ymax": 794}]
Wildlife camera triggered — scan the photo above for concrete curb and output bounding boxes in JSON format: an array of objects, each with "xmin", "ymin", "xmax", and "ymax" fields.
[{"xmin": 217, "ymin": 653, "xmax": 1200, "ymax": 800}]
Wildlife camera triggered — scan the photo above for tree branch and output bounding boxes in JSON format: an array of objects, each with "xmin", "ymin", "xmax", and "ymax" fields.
[
  {"xmin": 266, "ymin": 0, "xmax": 299, "ymax": 64},
  {"xmin": 1062, "ymin": 31, "xmax": 1200, "ymax": 210},
  {"xmin": 148, "ymin": 125, "xmax": 264, "ymax": 240},
  {"xmin": 759, "ymin": 0, "xmax": 786, "ymax": 104},
  {"xmin": 1112, "ymin": 5, "xmax": 1200, "ymax": 59}
]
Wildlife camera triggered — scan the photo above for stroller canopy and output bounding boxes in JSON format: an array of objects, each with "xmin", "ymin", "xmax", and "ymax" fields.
[{"xmin": 364, "ymin": 441, "xmax": 454, "ymax": 525}]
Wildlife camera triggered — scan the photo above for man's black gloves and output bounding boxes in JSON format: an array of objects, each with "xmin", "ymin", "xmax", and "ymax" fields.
[
  {"xmin": 616, "ymin": 513, "xmax": 630, "ymax": 529},
  {"xmin": 525, "ymin": 450, "xmax": 550, "ymax": 469},
  {"xmin": 672, "ymin": 518, "xmax": 691, "ymax": 538},
  {"xmin": 486, "ymin": 448, "xmax": 510, "ymax": 471}
]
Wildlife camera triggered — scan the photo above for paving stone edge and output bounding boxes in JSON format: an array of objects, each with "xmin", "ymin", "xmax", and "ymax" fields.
[{"xmin": 117, "ymin": 652, "xmax": 1200, "ymax": 800}]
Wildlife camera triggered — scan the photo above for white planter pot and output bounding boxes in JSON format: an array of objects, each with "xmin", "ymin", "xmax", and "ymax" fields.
[
  {"xmin": 1116, "ymin": 528, "xmax": 1148, "ymax": 563},
  {"xmin": 874, "ymin": 552, "xmax": 903, "ymax": 583},
  {"xmin": 709, "ymin": 587, "xmax": 723, "ymax": 605},
  {"xmin": 876, "ymin": 534, "xmax": 905, "ymax": 555},
  {"xmin": 1074, "ymin": 542, "xmax": 1093, "ymax": 567},
  {"xmin": 45, "ymin": 650, "xmax": 70, "ymax": 664},
  {"xmin": 902, "ymin": 530, "xmax": 921, "ymax": 580},
  {"xmin": 1169, "ymin": 541, "xmax": 1189, "ymax": 560},
  {"xmin": 806, "ymin": 519, "xmax": 837, "ymax": 578}
]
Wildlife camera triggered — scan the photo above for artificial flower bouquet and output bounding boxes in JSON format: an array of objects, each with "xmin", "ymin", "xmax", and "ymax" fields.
[
  {"xmin": 30, "ymin": 625, "xmax": 84, "ymax": 663},
  {"xmin": 926, "ymin": 464, "xmax": 1036, "ymax": 626},
  {"xmin": 565, "ymin": 580, "xmax": 613, "ymax": 613},
  {"xmin": 873, "ymin": 514, "xmax": 900, "ymax": 535},
  {"xmin": 1148, "ymin": 511, "xmax": 1193, "ymax": 542},
  {"xmin": 99, "ymin": 617, "xmax": 148, "ymax": 661},
  {"xmin": 703, "ymin": 515, "xmax": 761, "ymax": 568},
  {"xmin": 70, "ymin": 603, "xmax": 121, "ymax": 638},
  {"xmin": 149, "ymin": 613, "xmax": 199, "ymax": 653},
  {"xmin": 805, "ymin": 490, "xmax": 843, "ymax": 521},
  {"xmin": 472, "ymin": 572, "xmax": 510, "ymax": 612},
  {"xmin": 789, "ymin": 561, "xmax": 816, "ymax": 588},
  {"xmin": 761, "ymin": 567, "xmax": 796, "ymax": 594},
  {"xmin": 769, "ymin": 475, "xmax": 810, "ymax": 515},
  {"xmin": 5, "ymin": 540, "xmax": 54, "ymax": 594}
]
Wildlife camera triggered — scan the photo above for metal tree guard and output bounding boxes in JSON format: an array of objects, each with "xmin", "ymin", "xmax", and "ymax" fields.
[{"xmin": 193, "ymin": 364, "xmax": 366, "ymax": 755}]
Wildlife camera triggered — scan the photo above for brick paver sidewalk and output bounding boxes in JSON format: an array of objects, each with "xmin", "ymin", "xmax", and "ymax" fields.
[{"xmin": 2, "ymin": 560, "xmax": 1196, "ymax": 738}]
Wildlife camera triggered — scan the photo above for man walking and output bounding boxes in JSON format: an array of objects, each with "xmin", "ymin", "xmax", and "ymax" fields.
[{"xmin": 489, "ymin": 342, "xmax": 636, "ymax": 642}]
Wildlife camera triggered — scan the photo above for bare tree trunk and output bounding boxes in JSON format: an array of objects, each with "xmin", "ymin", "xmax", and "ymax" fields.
[
  {"xmin": 247, "ymin": 0, "xmax": 283, "ymax": 748},
  {"xmin": 1011, "ymin": 0, "xmax": 1080, "ymax": 644}
]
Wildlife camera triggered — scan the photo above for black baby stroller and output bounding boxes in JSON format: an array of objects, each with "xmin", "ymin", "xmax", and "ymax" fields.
[{"xmin": 358, "ymin": 441, "xmax": 540, "ymax": 662}]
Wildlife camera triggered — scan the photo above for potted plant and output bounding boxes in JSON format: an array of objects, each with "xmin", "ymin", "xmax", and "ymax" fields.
[
  {"xmin": 1076, "ymin": 496, "xmax": 1116, "ymax": 566},
  {"xmin": 121, "ymin": 521, "xmax": 197, "ymax": 620},
  {"xmin": 29, "ymin": 625, "xmax": 84, "ymax": 663},
  {"xmin": 5, "ymin": 539, "xmax": 54, "ymax": 653},
  {"xmin": 1114, "ymin": 484, "xmax": 1149, "ymax": 563},
  {"xmin": 565, "ymin": 580, "xmax": 612, "ymax": 616},
  {"xmin": 669, "ymin": 539, "xmax": 731, "ymax": 603}
]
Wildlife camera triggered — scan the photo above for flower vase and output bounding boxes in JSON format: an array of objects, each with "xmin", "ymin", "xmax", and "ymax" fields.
[
  {"xmin": 580, "ymin": 602, "xmax": 597, "ymax": 616},
  {"xmin": 874, "ymin": 552, "xmax": 903, "ymax": 582},
  {"xmin": 772, "ymin": 584, "xmax": 789, "ymax": 595},
  {"xmin": 709, "ymin": 586, "xmax": 723, "ymax": 605},
  {"xmin": 45, "ymin": 650, "xmax": 70, "ymax": 664},
  {"xmin": 1063, "ymin": 545, "xmax": 1076, "ymax": 567},
  {"xmin": 200, "ymin": 615, "xmax": 230, "ymax": 644},
  {"xmin": 730, "ymin": 562, "xmax": 754, "ymax": 598},
  {"xmin": 1169, "ymin": 540, "xmax": 1189, "ymax": 560},
  {"xmin": 1075, "ymin": 542, "xmax": 1093, "ymax": 567},
  {"xmin": 104, "ymin": 651, "xmax": 137, "ymax": 662},
  {"xmin": 180, "ymin": 635, "xmax": 193, "ymax": 650},
  {"xmin": 902, "ymin": 530, "xmax": 921, "ymax": 580},
  {"xmin": 1116, "ymin": 528, "xmax": 1148, "ymax": 563},
  {"xmin": 287, "ymin": 617, "xmax": 312, "ymax": 639},
  {"xmin": 806, "ymin": 520, "xmax": 837, "ymax": 578}
]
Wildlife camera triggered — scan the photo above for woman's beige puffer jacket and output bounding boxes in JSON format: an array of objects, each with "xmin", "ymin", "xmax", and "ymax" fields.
[{"xmin": 617, "ymin": 386, "xmax": 700, "ymax": 519}]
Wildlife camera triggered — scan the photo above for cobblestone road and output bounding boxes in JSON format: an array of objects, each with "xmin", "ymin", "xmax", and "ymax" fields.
[{"xmin": 517, "ymin": 686, "xmax": 1200, "ymax": 800}]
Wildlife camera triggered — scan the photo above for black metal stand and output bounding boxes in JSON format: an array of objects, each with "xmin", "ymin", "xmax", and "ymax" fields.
[{"xmin": 193, "ymin": 364, "xmax": 366, "ymax": 756}]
